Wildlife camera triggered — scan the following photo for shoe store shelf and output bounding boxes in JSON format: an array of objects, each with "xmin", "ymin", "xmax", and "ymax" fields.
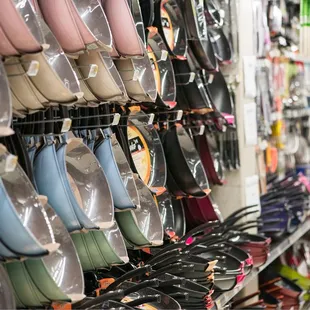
[{"xmin": 212, "ymin": 219, "xmax": 310, "ymax": 310}]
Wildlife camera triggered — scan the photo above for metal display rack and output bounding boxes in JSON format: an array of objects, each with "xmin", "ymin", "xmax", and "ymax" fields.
[{"xmin": 212, "ymin": 219, "xmax": 310, "ymax": 309}]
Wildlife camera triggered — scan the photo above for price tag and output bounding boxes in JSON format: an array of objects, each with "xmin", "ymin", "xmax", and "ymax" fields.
[
  {"xmin": 188, "ymin": 72, "xmax": 196, "ymax": 83},
  {"xmin": 87, "ymin": 64, "xmax": 98, "ymax": 78},
  {"xmin": 148, "ymin": 113, "xmax": 155, "ymax": 125},
  {"xmin": 2, "ymin": 154, "xmax": 18, "ymax": 174},
  {"xmin": 208, "ymin": 74, "xmax": 214, "ymax": 84},
  {"xmin": 26, "ymin": 60, "xmax": 40, "ymax": 77},
  {"xmin": 61, "ymin": 118, "xmax": 72, "ymax": 133},
  {"xmin": 199, "ymin": 125, "xmax": 205, "ymax": 135},
  {"xmin": 176, "ymin": 110, "xmax": 183, "ymax": 121},
  {"xmin": 111, "ymin": 113, "xmax": 121, "ymax": 126},
  {"xmin": 160, "ymin": 50, "xmax": 169, "ymax": 61}
]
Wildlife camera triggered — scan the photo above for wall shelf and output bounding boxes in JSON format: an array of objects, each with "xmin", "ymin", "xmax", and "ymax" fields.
[{"xmin": 212, "ymin": 219, "xmax": 310, "ymax": 309}]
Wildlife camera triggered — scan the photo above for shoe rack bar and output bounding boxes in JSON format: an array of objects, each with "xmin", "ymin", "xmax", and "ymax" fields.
[{"xmin": 212, "ymin": 218, "xmax": 310, "ymax": 309}]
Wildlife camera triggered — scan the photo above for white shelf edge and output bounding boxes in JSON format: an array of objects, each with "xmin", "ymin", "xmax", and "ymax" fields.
[{"xmin": 213, "ymin": 219, "xmax": 310, "ymax": 309}]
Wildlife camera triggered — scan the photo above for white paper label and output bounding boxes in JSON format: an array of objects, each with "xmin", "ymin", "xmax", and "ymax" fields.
[
  {"xmin": 26, "ymin": 60, "xmax": 40, "ymax": 77},
  {"xmin": 208, "ymin": 74, "xmax": 214, "ymax": 84},
  {"xmin": 148, "ymin": 113, "xmax": 155, "ymax": 125},
  {"xmin": 243, "ymin": 56, "xmax": 257, "ymax": 98},
  {"xmin": 245, "ymin": 175, "xmax": 260, "ymax": 207},
  {"xmin": 111, "ymin": 113, "xmax": 121, "ymax": 126},
  {"xmin": 189, "ymin": 72, "xmax": 196, "ymax": 83},
  {"xmin": 244, "ymin": 102, "xmax": 258, "ymax": 146},
  {"xmin": 176, "ymin": 110, "xmax": 183, "ymax": 121},
  {"xmin": 160, "ymin": 50, "xmax": 169, "ymax": 61},
  {"xmin": 87, "ymin": 64, "xmax": 98, "ymax": 78},
  {"xmin": 61, "ymin": 118, "xmax": 72, "ymax": 133}
]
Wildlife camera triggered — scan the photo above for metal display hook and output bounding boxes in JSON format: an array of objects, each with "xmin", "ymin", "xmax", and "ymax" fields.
[{"xmin": 175, "ymin": 72, "xmax": 196, "ymax": 85}]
